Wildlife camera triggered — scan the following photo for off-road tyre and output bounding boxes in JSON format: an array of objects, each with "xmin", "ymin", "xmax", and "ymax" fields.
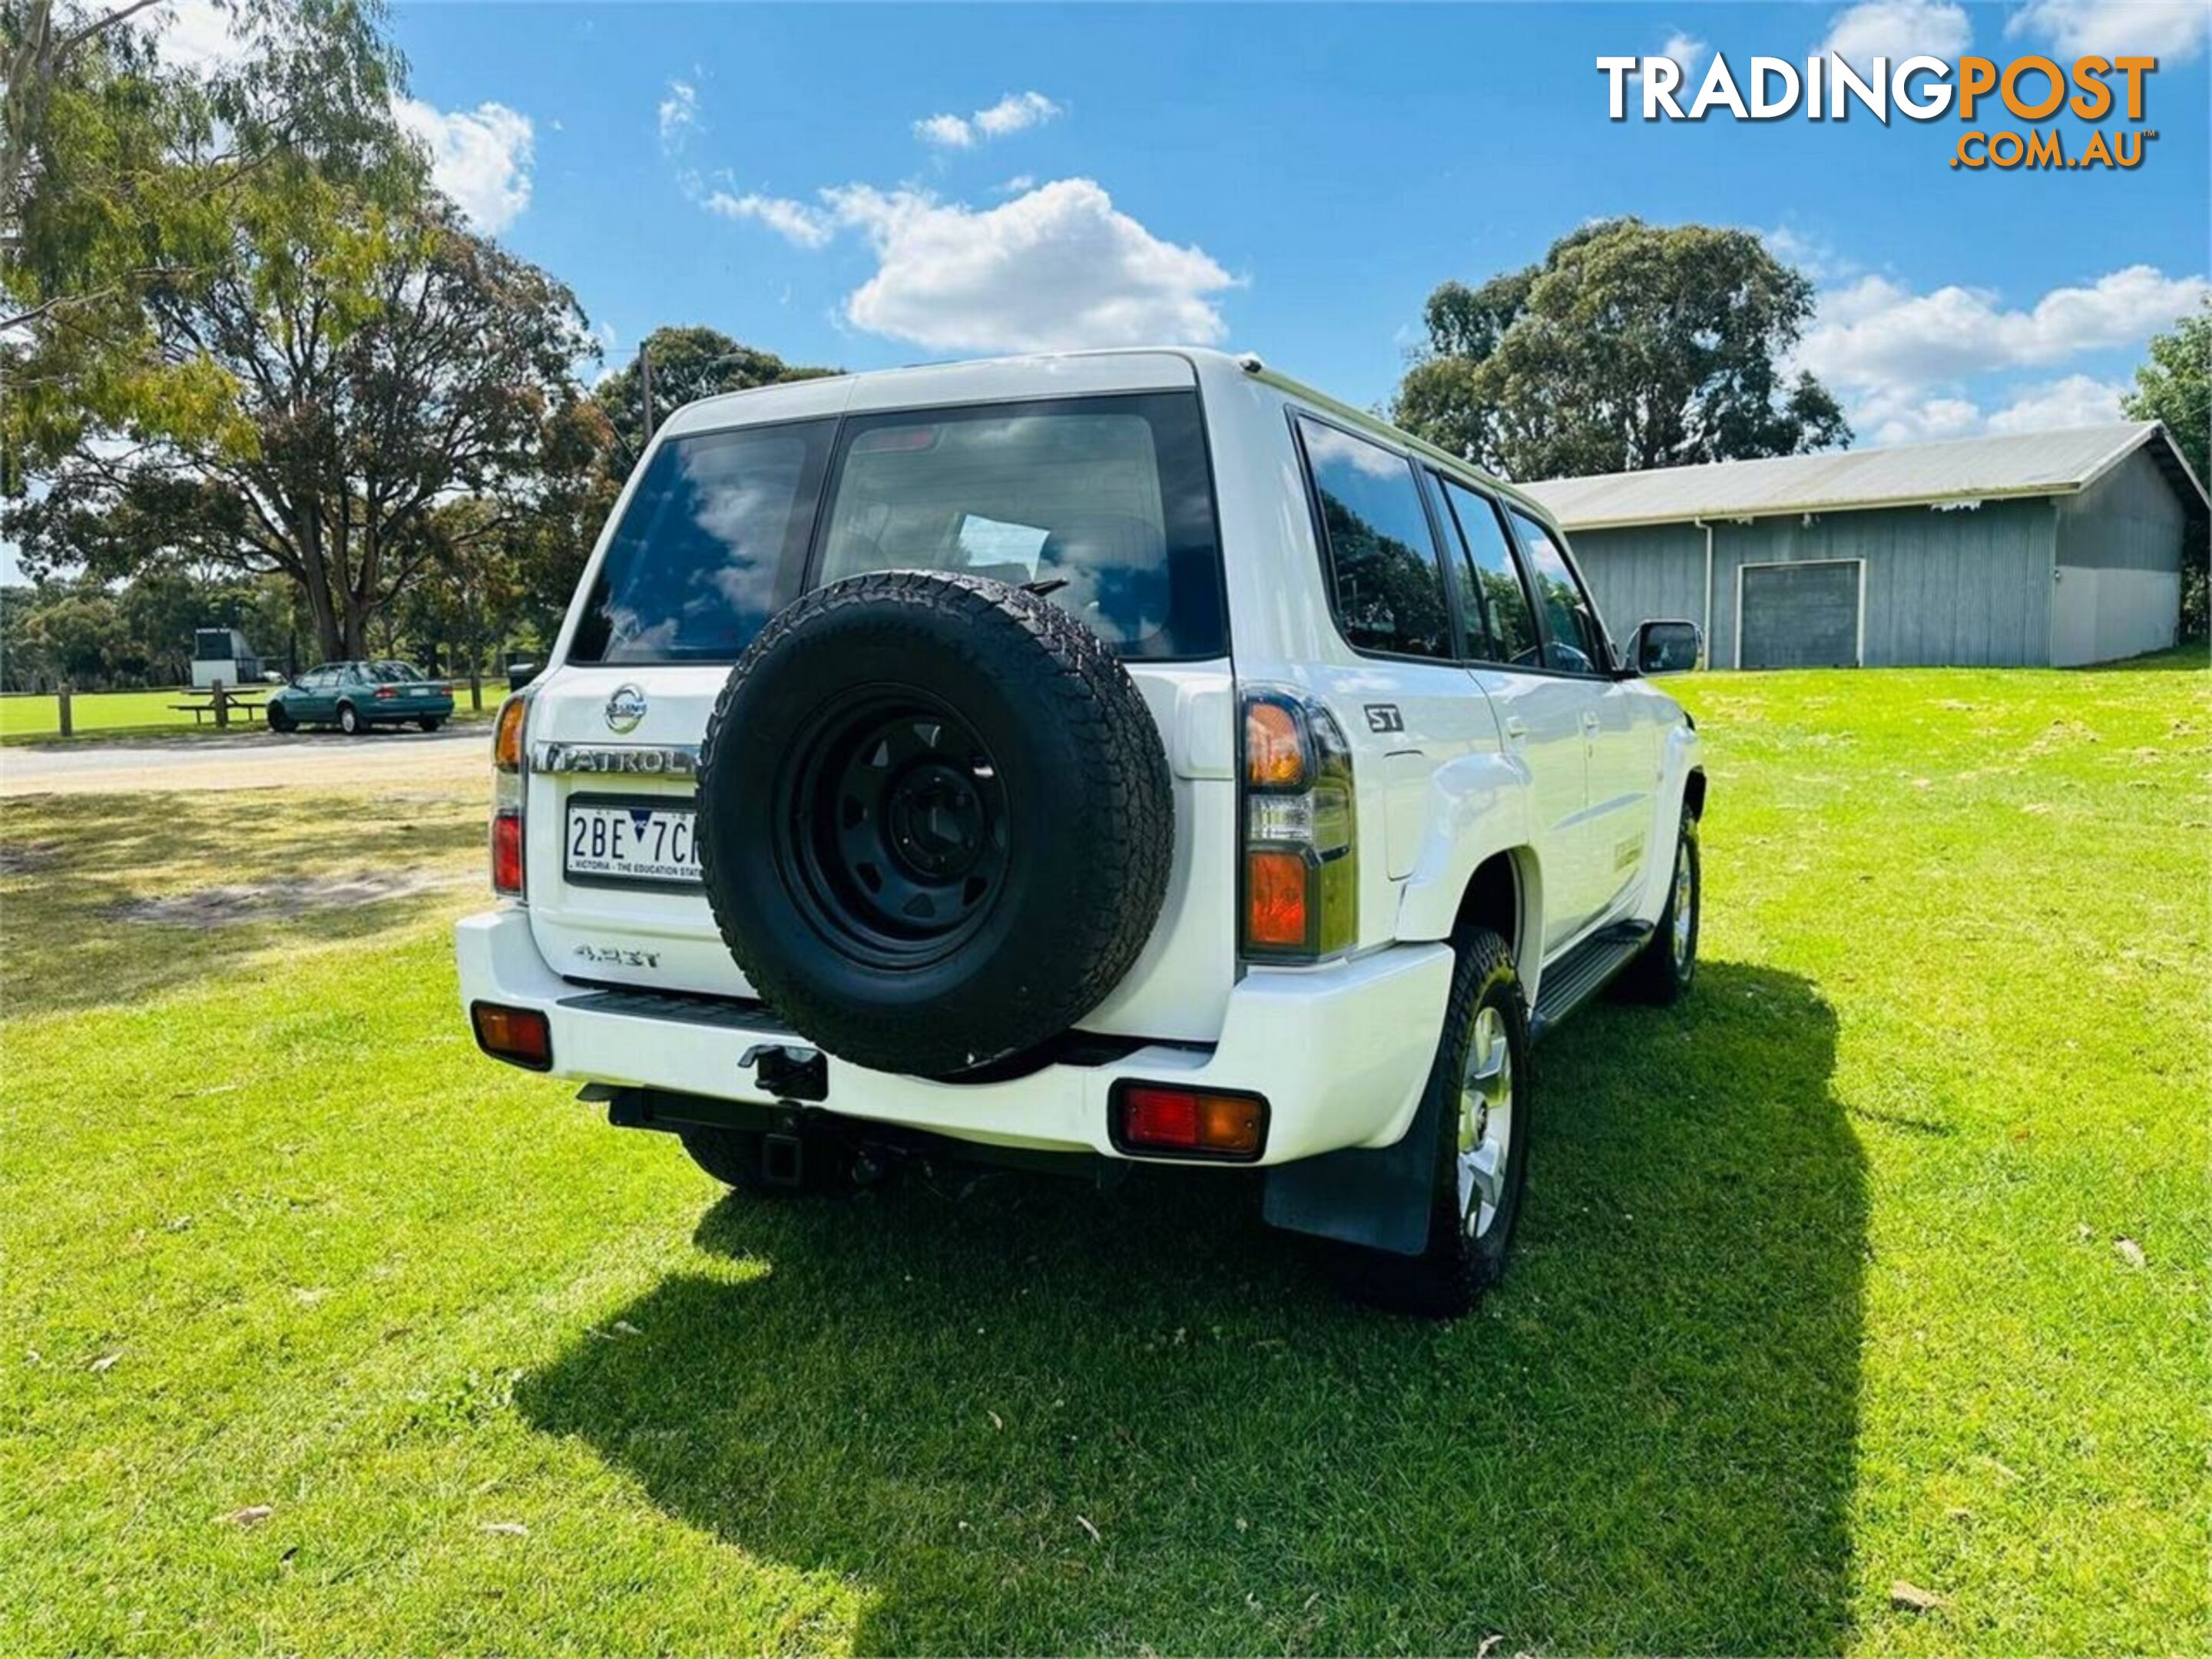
[
  {"xmin": 1337, "ymin": 927, "xmax": 1533, "ymax": 1318},
  {"xmin": 696, "ymin": 571, "xmax": 1173, "ymax": 1078},
  {"xmin": 1614, "ymin": 812, "xmax": 1699, "ymax": 1006}
]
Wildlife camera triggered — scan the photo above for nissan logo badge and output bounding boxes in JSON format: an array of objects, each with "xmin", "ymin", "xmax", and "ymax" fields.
[{"xmin": 604, "ymin": 684, "xmax": 647, "ymax": 733}]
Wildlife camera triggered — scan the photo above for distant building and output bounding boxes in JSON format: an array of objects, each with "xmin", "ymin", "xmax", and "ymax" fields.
[
  {"xmin": 190, "ymin": 627, "xmax": 266, "ymax": 689},
  {"xmin": 1521, "ymin": 423, "xmax": 2207, "ymax": 668}
]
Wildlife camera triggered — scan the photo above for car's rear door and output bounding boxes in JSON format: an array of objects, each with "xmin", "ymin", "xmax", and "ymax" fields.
[
  {"xmin": 294, "ymin": 667, "xmax": 337, "ymax": 722},
  {"xmin": 1505, "ymin": 507, "xmax": 1657, "ymax": 927},
  {"xmin": 1432, "ymin": 477, "xmax": 1598, "ymax": 955},
  {"xmin": 518, "ymin": 360, "xmax": 1239, "ymax": 1048}
]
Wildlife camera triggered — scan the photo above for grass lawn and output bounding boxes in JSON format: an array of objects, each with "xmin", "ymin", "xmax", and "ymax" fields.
[
  {"xmin": 1, "ymin": 653, "xmax": 2203, "ymax": 1654},
  {"xmin": 0, "ymin": 684, "xmax": 505, "ymax": 744}
]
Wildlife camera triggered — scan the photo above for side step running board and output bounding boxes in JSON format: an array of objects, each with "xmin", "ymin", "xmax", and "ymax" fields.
[{"xmin": 1529, "ymin": 922, "xmax": 1651, "ymax": 1041}]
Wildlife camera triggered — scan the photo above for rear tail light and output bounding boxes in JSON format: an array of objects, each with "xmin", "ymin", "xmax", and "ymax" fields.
[
  {"xmin": 1239, "ymin": 690, "xmax": 1356, "ymax": 961},
  {"xmin": 493, "ymin": 695, "xmax": 528, "ymax": 773},
  {"xmin": 491, "ymin": 809, "xmax": 525, "ymax": 896},
  {"xmin": 491, "ymin": 692, "xmax": 530, "ymax": 897},
  {"xmin": 1113, "ymin": 1083, "xmax": 1268, "ymax": 1160},
  {"xmin": 374, "ymin": 686, "xmax": 397, "ymax": 700},
  {"xmin": 471, "ymin": 1002, "xmax": 551, "ymax": 1070}
]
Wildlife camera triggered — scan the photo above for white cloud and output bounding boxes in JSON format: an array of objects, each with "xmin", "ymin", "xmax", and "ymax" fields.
[
  {"xmin": 974, "ymin": 91, "xmax": 1063, "ymax": 137},
  {"xmin": 914, "ymin": 113, "xmax": 976, "ymax": 149},
  {"xmin": 1851, "ymin": 386, "xmax": 1987, "ymax": 445},
  {"xmin": 823, "ymin": 179, "xmax": 1236, "ymax": 353},
  {"xmin": 393, "ymin": 97, "xmax": 535, "ymax": 234},
  {"xmin": 1985, "ymin": 373, "xmax": 2131, "ymax": 432},
  {"xmin": 1658, "ymin": 31, "xmax": 1710, "ymax": 78},
  {"xmin": 2007, "ymin": 0, "xmax": 2212, "ymax": 62},
  {"xmin": 658, "ymin": 80, "xmax": 698, "ymax": 151},
  {"xmin": 1759, "ymin": 226, "xmax": 1856, "ymax": 283},
  {"xmin": 915, "ymin": 90, "xmax": 1064, "ymax": 148},
  {"xmin": 1798, "ymin": 265, "xmax": 2209, "ymax": 391},
  {"xmin": 998, "ymin": 174, "xmax": 1037, "ymax": 194},
  {"xmin": 1626, "ymin": 31, "xmax": 1708, "ymax": 79},
  {"xmin": 1820, "ymin": 0, "xmax": 1972, "ymax": 68},
  {"xmin": 148, "ymin": 0, "xmax": 249, "ymax": 70},
  {"xmin": 701, "ymin": 189, "xmax": 836, "ymax": 250}
]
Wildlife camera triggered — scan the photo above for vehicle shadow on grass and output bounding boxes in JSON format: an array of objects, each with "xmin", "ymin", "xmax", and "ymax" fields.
[
  {"xmin": 0, "ymin": 787, "xmax": 482, "ymax": 1019},
  {"xmin": 518, "ymin": 962, "xmax": 1862, "ymax": 1655}
]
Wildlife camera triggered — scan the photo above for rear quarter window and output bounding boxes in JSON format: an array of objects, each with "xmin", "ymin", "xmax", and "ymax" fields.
[{"xmin": 1295, "ymin": 416, "xmax": 1452, "ymax": 660}]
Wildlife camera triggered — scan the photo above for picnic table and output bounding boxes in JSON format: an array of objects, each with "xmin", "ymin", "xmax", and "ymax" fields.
[{"xmin": 166, "ymin": 684, "xmax": 270, "ymax": 728}]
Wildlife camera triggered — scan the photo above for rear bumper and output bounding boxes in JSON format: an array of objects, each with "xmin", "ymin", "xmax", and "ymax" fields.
[{"xmin": 454, "ymin": 906, "xmax": 1450, "ymax": 1167}]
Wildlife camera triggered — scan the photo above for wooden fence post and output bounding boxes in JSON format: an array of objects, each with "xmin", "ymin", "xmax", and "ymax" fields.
[
  {"xmin": 57, "ymin": 684, "xmax": 72, "ymax": 738},
  {"xmin": 212, "ymin": 677, "xmax": 229, "ymax": 730}
]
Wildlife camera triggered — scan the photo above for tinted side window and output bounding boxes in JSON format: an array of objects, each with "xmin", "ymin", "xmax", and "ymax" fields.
[
  {"xmin": 1296, "ymin": 417, "xmax": 1451, "ymax": 659},
  {"xmin": 1509, "ymin": 509, "xmax": 1605, "ymax": 674},
  {"xmin": 571, "ymin": 420, "xmax": 834, "ymax": 665},
  {"xmin": 1437, "ymin": 477, "xmax": 1542, "ymax": 668}
]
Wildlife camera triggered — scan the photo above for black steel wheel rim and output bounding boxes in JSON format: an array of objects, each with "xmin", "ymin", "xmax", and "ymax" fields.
[{"xmin": 777, "ymin": 690, "xmax": 1012, "ymax": 969}]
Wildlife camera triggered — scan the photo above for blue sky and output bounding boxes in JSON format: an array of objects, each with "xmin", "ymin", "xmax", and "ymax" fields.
[{"xmin": 379, "ymin": 0, "xmax": 2210, "ymax": 455}]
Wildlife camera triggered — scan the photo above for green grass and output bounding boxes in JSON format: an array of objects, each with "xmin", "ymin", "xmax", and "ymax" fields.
[
  {"xmin": 2, "ymin": 654, "xmax": 2204, "ymax": 1654},
  {"xmin": 0, "ymin": 685, "xmax": 504, "ymax": 743}
]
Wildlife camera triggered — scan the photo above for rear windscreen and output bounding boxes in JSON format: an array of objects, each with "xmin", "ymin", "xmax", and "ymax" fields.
[{"xmin": 568, "ymin": 391, "xmax": 1224, "ymax": 665}]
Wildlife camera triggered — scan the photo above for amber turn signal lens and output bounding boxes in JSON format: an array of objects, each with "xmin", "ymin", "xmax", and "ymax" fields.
[
  {"xmin": 493, "ymin": 695, "xmax": 528, "ymax": 773},
  {"xmin": 1245, "ymin": 700, "xmax": 1306, "ymax": 790},
  {"xmin": 471, "ymin": 1002, "xmax": 551, "ymax": 1071},
  {"xmin": 1118, "ymin": 1085, "xmax": 1267, "ymax": 1158},
  {"xmin": 1244, "ymin": 848, "xmax": 1309, "ymax": 949}
]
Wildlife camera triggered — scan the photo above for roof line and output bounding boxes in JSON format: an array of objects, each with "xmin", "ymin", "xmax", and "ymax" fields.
[
  {"xmin": 1555, "ymin": 477, "xmax": 2094, "ymax": 532},
  {"xmin": 1539, "ymin": 422, "xmax": 2210, "ymax": 532}
]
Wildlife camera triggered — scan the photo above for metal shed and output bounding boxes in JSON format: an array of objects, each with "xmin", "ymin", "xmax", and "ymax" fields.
[{"xmin": 1520, "ymin": 423, "xmax": 2208, "ymax": 668}]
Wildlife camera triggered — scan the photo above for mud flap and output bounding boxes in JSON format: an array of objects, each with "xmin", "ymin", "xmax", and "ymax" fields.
[{"xmin": 1260, "ymin": 1085, "xmax": 1439, "ymax": 1257}]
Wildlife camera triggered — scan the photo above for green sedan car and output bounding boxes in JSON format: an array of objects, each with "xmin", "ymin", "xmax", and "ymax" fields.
[{"xmin": 265, "ymin": 661, "xmax": 456, "ymax": 735}]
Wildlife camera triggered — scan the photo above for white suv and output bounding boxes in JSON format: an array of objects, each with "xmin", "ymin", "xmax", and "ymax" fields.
[{"xmin": 456, "ymin": 348, "xmax": 1705, "ymax": 1315}]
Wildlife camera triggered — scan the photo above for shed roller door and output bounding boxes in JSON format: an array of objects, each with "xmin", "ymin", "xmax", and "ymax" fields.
[{"xmin": 1740, "ymin": 562, "xmax": 1860, "ymax": 669}]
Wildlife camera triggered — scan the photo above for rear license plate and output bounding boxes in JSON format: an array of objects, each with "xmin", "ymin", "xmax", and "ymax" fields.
[{"xmin": 565, "ymin": 800, "xmax": 702, "ymax": 886}]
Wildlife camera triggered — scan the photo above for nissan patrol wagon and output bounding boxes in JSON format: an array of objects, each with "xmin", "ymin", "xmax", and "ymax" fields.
[{"xmin": 457, "ymin": 348, "xmax": 1706, "ymax": 1316}]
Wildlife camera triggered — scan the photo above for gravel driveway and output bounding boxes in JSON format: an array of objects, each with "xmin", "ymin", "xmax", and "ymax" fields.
[{"xmin": 0, "ymin": 727, "xmax": 488, "ymax": 796}]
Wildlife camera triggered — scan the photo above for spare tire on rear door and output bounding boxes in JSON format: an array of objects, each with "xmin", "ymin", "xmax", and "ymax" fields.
[{"xmin": 696, "ymin": 571, "xmax": 1174, "ymax": 1078}]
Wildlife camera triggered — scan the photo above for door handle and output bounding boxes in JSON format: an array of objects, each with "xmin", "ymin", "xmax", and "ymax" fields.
[
  {"xmin": 1580, "ymin": 711, "xmax": 1603, "ymax": 731},
  {"xmin": 1503, "ymin": 717, "xmax": 1528, "ymax": 742}
]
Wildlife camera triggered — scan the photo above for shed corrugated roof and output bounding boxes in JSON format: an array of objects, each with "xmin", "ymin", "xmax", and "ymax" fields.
[{"xmin": 1519, "ymin": 422, "xmax": 2209, "ymax": 531}]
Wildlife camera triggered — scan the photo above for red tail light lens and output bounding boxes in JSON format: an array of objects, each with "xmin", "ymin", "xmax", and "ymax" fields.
[
  {"xmin": 492, "ymin": 808, "xmax": 524, "ymax": 896},
  {"xmin": 471, "ymin": 1002, "xmax": 551, "ymax": 1071},
  {"xmin": 1114, "ymin": 1084, "xmax": 1268, "ymax": 1160},
  {"xmin": 374, "ymin": 686, "xmax": 397, "ymax": 700},
  {"xmin": 1244, "ymin": 849, "xmax": 1310, "ymax": 949}
]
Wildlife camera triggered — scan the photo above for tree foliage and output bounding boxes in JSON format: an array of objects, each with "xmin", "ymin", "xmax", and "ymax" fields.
[
  {"xmin": 10, "ymin": 199, "xmax": 589, "ymax": 657},
  {"xmin": 2, "ymin": 0, "xmax": 416, "ymax": 465},
  {"xmin": 1393, "ymin": 218, "xmax": 1849, "ymax": 482},
  {"xmin": 589, "ymin": 325, "xmax": 836, "ymax": 475},
  {"xmin": 1, "ymin": 566, "xmax": 297, "ymax": 690},
  {"xmin": 2122, "ymin": 298, "xmax": 2211, "ymax": 636},
  {"xmin": 2, "ymin": 0, "xmax": 591, "ymax": 660}
]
